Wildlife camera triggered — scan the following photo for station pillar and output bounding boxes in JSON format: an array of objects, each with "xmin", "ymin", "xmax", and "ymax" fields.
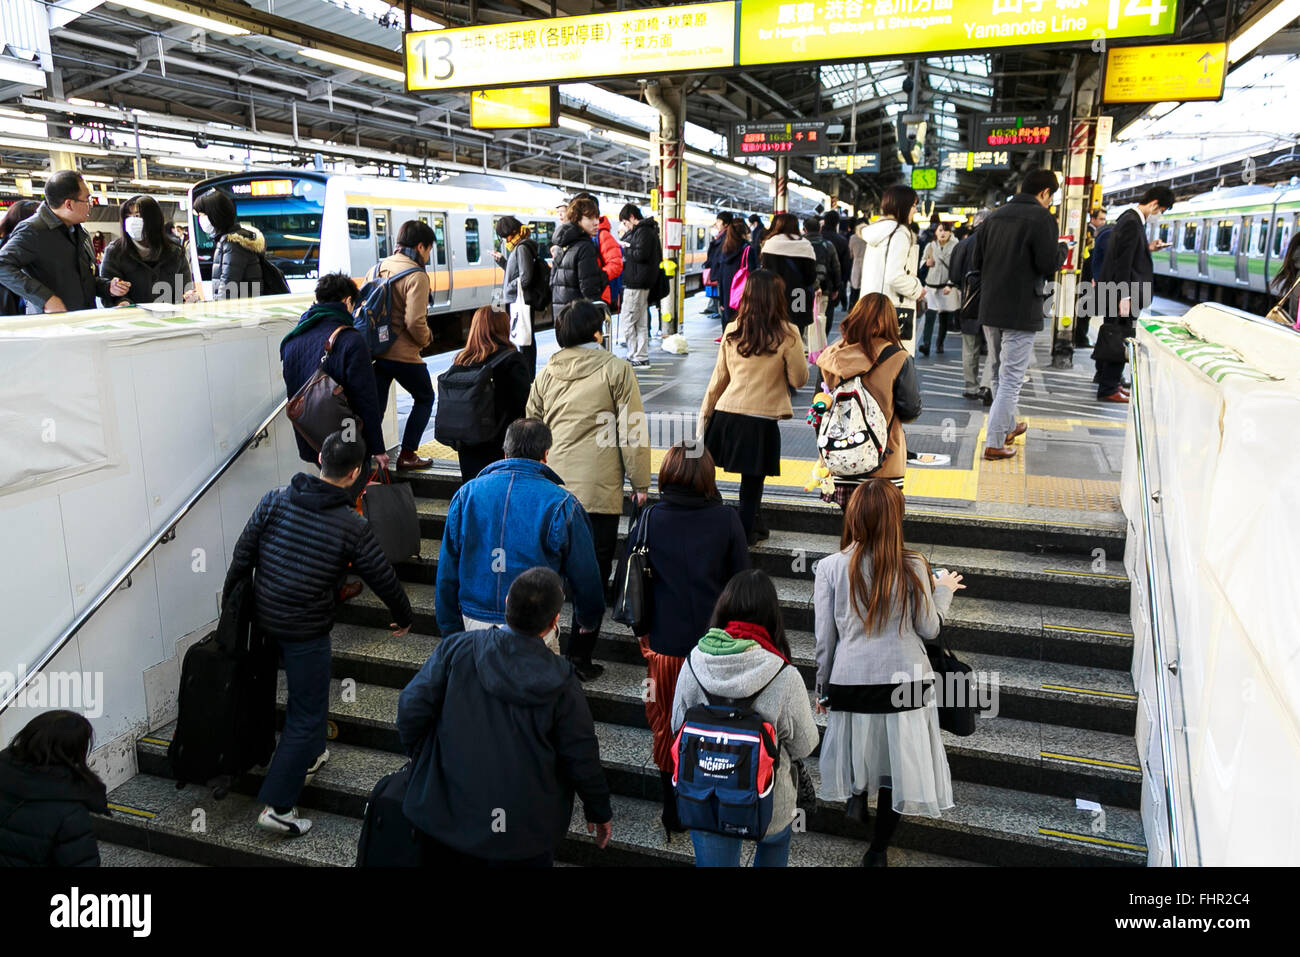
[
  {"xmin": 1051, "ymin": 68, "xmax": 1100, "ymax": 369},
  {"xmin": 774, "ymin": 156, "xmax": 789, "ymax": 213},
  {"xmin": 645, "ymin": 79, "xmax": 686, "ymax": 334}
]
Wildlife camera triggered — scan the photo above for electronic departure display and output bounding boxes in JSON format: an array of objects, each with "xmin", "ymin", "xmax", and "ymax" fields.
[
  {"xmin": 730, "ymin": 120, "xmax": 829, "ymax": 157},
  {"xmin": 941, "ymin": 150, "xmax": 1012, "ymax": 171},
  {"xmin": 971, "ymin": 112, "xmax": 1067, "ymax": 151},
  {"xmin": 813, "ymin": 153, "xmax": 881, "ymax": 174}
]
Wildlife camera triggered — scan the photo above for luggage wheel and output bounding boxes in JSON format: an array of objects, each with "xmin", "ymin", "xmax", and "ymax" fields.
[
  {"xmin": 326, "ymin": 720, "xmax": 339, "ymax": 741},
  {"xmin": 213, "ymin": 785, "xmax": 229, "ymax": 800}
]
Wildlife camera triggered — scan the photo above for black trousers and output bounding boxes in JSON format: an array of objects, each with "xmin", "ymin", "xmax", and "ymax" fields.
[
  {"xmin": 1096, "ymin": 359, "xmax": 1127, "ymax": 398},
  {"xmin": 566, "ymin": 511, "xmax": 619, "ymax": 660},
  {"xmin": 1073, "ymin": 313, "xmax": 1092, "ymax": 346}
]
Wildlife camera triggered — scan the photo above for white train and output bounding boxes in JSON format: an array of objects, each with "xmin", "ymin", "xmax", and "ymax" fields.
[{"xmin": 185, "ymin": 169, "xmax": 733, "ymax": 339}]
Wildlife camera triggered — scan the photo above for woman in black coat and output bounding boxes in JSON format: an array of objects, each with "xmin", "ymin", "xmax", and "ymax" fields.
[
  {"xmin": 759, "ymin": 212, "xmax": 819, "ymax": 333},
  {"xmin": 625, "ymin": 441, "xmax": 750, "ymax": 835},
  {"xmin": 444, "ymin": 304, "xmax": 532, "ymax": 482},
  {"xmin": 0, "ymin": 711, "xmax": 106, "ymax": 867},
  {"xmin": 0, "ymin": 199, "xmax": 39, "ymax": 315},
  {"xmin": 715, "ymin": 219, "xmax": 752, "ymax": 333},
  {"xmin": 193, "ymin": 188, "xmax": 263, "ymax": 300},
  {"xmin": 100, "ymin": 195, "xmax": 195, "ymax": 305},
  {"xmin": 550, "ymin": 196, "xmax": 607, "ymax": 310}
]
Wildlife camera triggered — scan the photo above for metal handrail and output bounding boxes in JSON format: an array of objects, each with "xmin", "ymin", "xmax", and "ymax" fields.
[
  {"xmin": 1126, "ymin": 336, "xmax": 1193, "ymax": 866},
  {"xmin": 0, "ymin": 395, "xmax": 289, "ymax": 716}
]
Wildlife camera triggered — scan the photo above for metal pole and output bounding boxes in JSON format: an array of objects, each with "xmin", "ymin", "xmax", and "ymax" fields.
[
  {"xmin": 775, "ymin": 156, "xmax": 789, "ymax": 212},
  {"xmin": 849, "ymin": 62, "xmax": 861, "ymax": 149}
]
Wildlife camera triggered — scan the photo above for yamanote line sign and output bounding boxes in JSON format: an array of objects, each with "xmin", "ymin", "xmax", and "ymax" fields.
[{"xmin": 405, "ymin": 0, "xmax": 1178, "ymax": 92}]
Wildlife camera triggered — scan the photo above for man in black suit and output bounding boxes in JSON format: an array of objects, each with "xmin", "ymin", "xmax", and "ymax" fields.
[{"xmin": 1093, "ymin": 186, "xmax": 1175, "ymax": 402}]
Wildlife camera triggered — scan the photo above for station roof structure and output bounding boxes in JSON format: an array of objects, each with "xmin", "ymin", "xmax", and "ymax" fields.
[{"xmin": 0, "ymin": 0, "xmax": 1287, "ymax": 210}]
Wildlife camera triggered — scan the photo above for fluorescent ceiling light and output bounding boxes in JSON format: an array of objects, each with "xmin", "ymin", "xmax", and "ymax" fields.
[
  {"xmin": 685, "ymin": 152, "xmax": 716, "ymax": 167},
  {"xmin": 0, "ymin": 107, "xmax": 46, "ymax": 121},
  {"xmin": 29, "ymin": 170, "xmax": 115, "ymax": 182},
  {"xmin": 297, "ymin": 48, "xmax": 405, "ymax": 84},
  {"xmin": 154, "ymin": 155, "xmax": 247, "ymax": 172},
  {"xmin": 557, "ymin": 116, "xmax": 592, "ymax": 133},
  {"xmin": 1228, "ymin": 0, "xmax": 1300, "ymax": 62},
  {"xmin": 109, "ymin": 0, "xmax": 250, "ymax": 37},
  {"xmin": 602, "ymin": 129, "xmax": 649, "ymax": 149},
  {"xmin": 750, "ymin": 172, "xmax": 769, "ymax": 182},
  {"xmin": 131, "ymin": 178, "xmax": 193, "ymax": 190},
  {"xmin": 0, "ymin": 135, "xmax": 109, "ymax": 156}
]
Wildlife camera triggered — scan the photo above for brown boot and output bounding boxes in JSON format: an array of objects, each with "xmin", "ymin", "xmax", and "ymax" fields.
[{"xmin": 396, "ymin": 449, "xmax": 432, "ymax": 470}]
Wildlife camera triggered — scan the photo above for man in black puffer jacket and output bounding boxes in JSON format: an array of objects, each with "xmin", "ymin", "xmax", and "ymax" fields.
[
  {"xmin": 549, "ymin": 197, "xmax": 607, "ymax": 311},
  {"xmin": 223, "ymin": 433, "xmax": 413, "ymax": 836}
]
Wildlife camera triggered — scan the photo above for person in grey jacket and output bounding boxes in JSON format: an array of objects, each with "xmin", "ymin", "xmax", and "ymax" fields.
[
  {"xmin": 494, "ymin": 215, "xmax": 539, "ymax": 376},
  {"xmin": 814, "ymin": 478, "xmax": 964, "ymax": 865},
  {"xmin": 672, "ymin": 569, "xmax": 819, "ymax": 867},
  {"xmin": 0, "ymin": 170, "xmax": 129, "ymax": 313}
]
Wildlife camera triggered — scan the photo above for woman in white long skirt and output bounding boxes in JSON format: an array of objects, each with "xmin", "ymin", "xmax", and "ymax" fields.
[{"xmin": 813, "ymin": 478, "xmax": 966, "ymax": 865}]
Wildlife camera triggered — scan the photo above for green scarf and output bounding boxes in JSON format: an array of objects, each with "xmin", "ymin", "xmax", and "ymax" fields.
[
  {"xmin": 696, "ymin": 627, "xmax": 757, "ymax": 656},
  {"xmin": 281, "ymin": 302, "xmax": 350, "ymax": 347}
]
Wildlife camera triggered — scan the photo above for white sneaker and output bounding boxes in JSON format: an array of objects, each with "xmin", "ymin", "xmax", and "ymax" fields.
[
  {"xmin": 258, "ymin": 806, "xmax": 313, "ymax": 836},
  {"xmin": 304, "ymin": 749, "xmax": 329, "ymax": 785}
]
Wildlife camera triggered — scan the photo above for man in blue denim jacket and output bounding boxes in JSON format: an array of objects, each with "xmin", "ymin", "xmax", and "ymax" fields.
[{"xmin": 435, "ymin": 418, "xmax": 606, "ymax": 675}]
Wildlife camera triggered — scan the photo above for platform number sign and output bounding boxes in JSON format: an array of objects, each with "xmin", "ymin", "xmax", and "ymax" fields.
[
  {"xmin": 1109, "ymin": 0, "xmax": 1169, "ymax": 29},
  {"xmin": 409, "ymin": 34, "xmax": 454, "ymax": 84}
]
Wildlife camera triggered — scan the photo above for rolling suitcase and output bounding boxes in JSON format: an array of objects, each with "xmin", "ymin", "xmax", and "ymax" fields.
[
  {"xmin": 356, "ymin": 762, "xmax": 423, "ymax": 866},
  {"xmin": 168, "ymin": 575, "xmax": 277, "ymax": 796}
]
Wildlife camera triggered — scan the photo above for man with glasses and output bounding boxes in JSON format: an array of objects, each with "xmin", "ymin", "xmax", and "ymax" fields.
[{"xmin": 0, "ymin": 169, "xmax": 130, "ymax": 314}]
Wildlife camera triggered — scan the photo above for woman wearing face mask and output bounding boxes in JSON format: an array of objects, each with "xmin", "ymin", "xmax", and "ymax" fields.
[
  {"xmin": 193, "ymin": 189, "xmax": 264, "ymax": 300},
  {"xmin": 100, "ymin": 195, "xmax": 197, "ymax": 306}
]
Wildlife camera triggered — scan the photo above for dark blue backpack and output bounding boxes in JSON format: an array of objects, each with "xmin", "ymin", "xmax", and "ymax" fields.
[
  {"xmin": 671, "ymin": 660, "xmax": 786, "ymax": 839},
  {"xmin": 353, "ymin": 265, "xmax": 422, "ymax": 357}
]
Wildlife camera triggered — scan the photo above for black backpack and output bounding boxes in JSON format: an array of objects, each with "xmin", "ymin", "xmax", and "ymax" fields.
[
  {"xmin": 257, "ymin": 253, "xmax": 290, "ymax": 295},
  {"xmin": 434, "ymin": 350, "xmax": 514, "ymax": 449},
  {"xmin": 808, "ymin": 236, "xmax": 830, "ymax": 291},
  {"xmin": 521, "ymin": 239, "xmax": 552, "ymax": 310}
]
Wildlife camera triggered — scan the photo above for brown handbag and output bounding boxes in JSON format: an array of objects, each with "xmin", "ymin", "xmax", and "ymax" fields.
[
  {"xmin": 286, "ymin": 326, "xmax": 356, "ymax": 452},
  {"xmin": 1265, "ymin": 275, "xmax": 1300, "ymax": 327}
]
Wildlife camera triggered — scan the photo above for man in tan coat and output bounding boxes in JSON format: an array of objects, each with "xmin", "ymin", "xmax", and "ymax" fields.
[{"xmin": 371, "ymin": 219, "xmax": 436, "ymax": 469}]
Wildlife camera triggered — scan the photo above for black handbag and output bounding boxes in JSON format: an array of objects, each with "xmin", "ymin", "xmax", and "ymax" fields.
[
  {"xmin": 793, "ymin": 758, "xmax": 817, "ymax": 811},
  {"xmin": 286, "ymin": 325, "xmax": 354, "ymax": 452},
  {"xmin": 1091, "ymin": 319, "xmax": 1134, "ymax": 364},
  {"xmin": 612, "ymin": 503, "xmax": 655, "ymax": 635},
  {"xmin": 896, "ymin": 307, "xmax": 915, "ymax": 341},
  {"xmin": 925, "ymin": 636, "xmax": 978, "ymax": 737},
  {"xmin": 360, "ymin": 470, "xmax": 421, "ymax": 563}
]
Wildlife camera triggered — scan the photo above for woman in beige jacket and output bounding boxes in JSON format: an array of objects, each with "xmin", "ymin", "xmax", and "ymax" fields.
[
  {"xmin": 526, "ymin": 300, "xmax": 651, "ymax": 679},
  {"xmin": 699, "ymin": 269, "xmax": 809, "ymax": 544}
]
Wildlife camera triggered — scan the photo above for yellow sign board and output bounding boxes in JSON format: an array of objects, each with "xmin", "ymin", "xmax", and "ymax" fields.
[
  {"xmin": 738, "ymin": 0, "xmax": 1178, "ymax": 66},
  {"xmin": 1103, "ymin": 42, "xmax": 1227, "ymax": 103},
  {"xmin": 470, "ymin": 87, "xmax": 557, "ymax": 129},
  {"xmin": 405, "ymin": 2, "xmax": 736, "ymax": 92}
]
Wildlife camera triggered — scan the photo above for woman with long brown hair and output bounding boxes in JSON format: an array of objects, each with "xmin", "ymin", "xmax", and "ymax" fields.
[
  {"xmin": 627, "ymin": 440, "xmax": 749, "ymax": 837},
  {"xmin": 698, "ymin": 268, "xmax": 809, "ymax": 544},
  {"xmin": 439, "ymin": 304, "xmax": 531, "ymax": 482},
  {"xmin": 813, "ymin": 479, "xmax": 964, "ymax": 865},
  {"xmin": 815, "ymin": 292, "xmax": 923, "ymax": 506}
]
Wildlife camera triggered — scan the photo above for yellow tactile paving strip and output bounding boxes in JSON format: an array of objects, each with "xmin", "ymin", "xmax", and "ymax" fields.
[{"xmin": 416, "ymin": 413, "xmax": 1122, "ymax": 511}]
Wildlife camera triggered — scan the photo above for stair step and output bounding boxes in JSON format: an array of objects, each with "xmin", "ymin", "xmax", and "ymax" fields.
[
  {"xmin": 341, "ymin": 576, "xmax": 1135, "ymax": 674},
  {"xmin": 403, "ymin": 507, "xmax": 1129, "ymax": 613},
  {"xmin": 98, "ymin": 842, "xmax": 205, "ymax": 867},
  {"xmin": 131, "ymin": 728, "xmax": 1140, "ymax": 866},
  {"xmin": 402, "ymin": 471, "xmax": 1126, "ymax": 558}
]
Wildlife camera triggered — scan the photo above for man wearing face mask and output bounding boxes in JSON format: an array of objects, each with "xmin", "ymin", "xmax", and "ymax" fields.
[
  {"xmin": 368, "ymin": 219, "xmax": 437, "ymax": 470},
  {"xmin": 0, "ymin": 170, "xmax": 130, "ymax": 313},
  {"xmin": 1093, "ymin": 185, "xmax": 1175, "ymax": 403},
  {"xmin": 435, "ymin": 419, "xmax": 605, "ymax": 666}
]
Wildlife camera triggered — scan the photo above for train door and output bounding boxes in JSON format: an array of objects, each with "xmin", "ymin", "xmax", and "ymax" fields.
[
  {"xmin": 1196, "ymin": 218, "xmax": 1209, "ymax": 276},
  {"xmin": 1236, "ymin": 218, "xmax": 1251, "ymax": 283},
  {"xmin": 463, "ymin": 216, "xmax": 486, "ymax": 306},
  {"xmin": 347, "ymin": 205, "xmax": 374, "ymax": 276},
  {"xmin": 418, "ymin": 210, "xmax": 451, "ymax": 309},
  {"xmin": 373, "ymin": 209, "xmax": 393, "ymax": 262}
]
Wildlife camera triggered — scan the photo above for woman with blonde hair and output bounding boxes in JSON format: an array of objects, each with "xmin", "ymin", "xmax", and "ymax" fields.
[
  {"xmin": 815, "ymin": 292, "xmax": 922, "ymax": 506},
  {"xmin": 442, "ymin": 304, "xmax": 531, "ymax": 482},
  {"xmin": 814, "ymin": 479, "xmax": 965, "ymax": 865}
]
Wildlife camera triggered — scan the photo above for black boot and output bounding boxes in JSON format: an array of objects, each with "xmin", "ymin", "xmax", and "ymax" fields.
[{"xmin": 659, "ymin": 771, "xmax": 686, "ymax": 838}]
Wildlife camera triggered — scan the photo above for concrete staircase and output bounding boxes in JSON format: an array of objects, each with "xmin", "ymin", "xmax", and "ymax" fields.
[{"xmin": 96, "ymin": 470, "xmax": 1146, "ymax": 867}]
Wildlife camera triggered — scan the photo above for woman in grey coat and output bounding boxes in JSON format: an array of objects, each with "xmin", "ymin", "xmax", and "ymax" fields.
[
  {"xmin": 672, "ymin": 569, "xmax": 819, "ymax": 867},
  {"xmin": 494, "ymin": 215, "xmax": 539, "ymax": 377},
  {"xmin": 814, "ymin": 479, "xmax": 965, "ymax": 865}
]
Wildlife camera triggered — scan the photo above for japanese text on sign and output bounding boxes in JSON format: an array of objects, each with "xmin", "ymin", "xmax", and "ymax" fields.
[{"xmin": 731, "ymin": 120, "xmax": 830, "ymax": 157}]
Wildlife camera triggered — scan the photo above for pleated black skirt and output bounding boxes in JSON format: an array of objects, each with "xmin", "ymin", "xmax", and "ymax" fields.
[{"xmin": 704, "ymin": 410, "xmax": 782, "ymax": 477}]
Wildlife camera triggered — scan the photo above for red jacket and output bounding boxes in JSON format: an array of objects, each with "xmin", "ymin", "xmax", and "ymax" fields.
[{"xmin": 595, "ymin": 217, "xmax": 623, "ymax": 305}]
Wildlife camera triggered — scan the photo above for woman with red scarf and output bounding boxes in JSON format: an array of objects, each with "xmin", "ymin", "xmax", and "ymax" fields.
[{"xmin": 670, "ymin": 570, "xmax": 819, "ymax": 867}]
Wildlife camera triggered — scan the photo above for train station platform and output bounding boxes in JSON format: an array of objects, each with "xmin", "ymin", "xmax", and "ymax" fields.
[{"xmin": 406, "ymin": 294, "xmax": 1132, "ymax": 519}]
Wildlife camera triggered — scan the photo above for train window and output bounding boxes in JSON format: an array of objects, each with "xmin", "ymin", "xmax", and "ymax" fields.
[
  {"xmin": 1182, "ymin": 221, "xmax": 1198, "ymax": 251},
  {"xmin": 1254, "ymin": 220, "xmax": 1268, "ymax": 255},
  {"xmin": 696, "ymin": 227, "xmax": 706, "ymax": 252},
  {"xmin": 1274, "ymin": 217, "xmax": 1289, "ymax": 257},
  {"xmin": 1214, "ymin": 220, "xmax": 1234, "ymax": 253},
  {"xmin": 529, "ymin": 220, "xmax": 554, "ymax": 255},
  {"xmin": 1158, "ymin": 223, "xmax": 1171, "ymax": 244},
  {"xmin": 348, "ymin": 207, "xmax": 369, "ymax": 240},
  {"xmin": 465, "ymin": 218, "xmax": 480, "ymax": 263},
  {"xmin": 431, "ymin": 215, "xmax": 447, "ymax": 266}
]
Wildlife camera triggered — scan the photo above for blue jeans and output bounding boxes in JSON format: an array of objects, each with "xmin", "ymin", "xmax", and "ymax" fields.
[
  {"xmin": 258, "ymin": 634, "xmax": 331, "ymax": 809},
  {"xmin": 373, "ymin": 357, "xmax": 435, "ymax": 453},
  {"xmin": 690, "ymin": 824, "xmax": 793, "ymax": 867}
]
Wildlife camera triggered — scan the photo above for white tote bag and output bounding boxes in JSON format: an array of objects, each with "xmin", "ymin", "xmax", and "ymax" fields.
[{"xmin": 509, "ymin": 286, "xmax": 533, "ymax": 347}]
